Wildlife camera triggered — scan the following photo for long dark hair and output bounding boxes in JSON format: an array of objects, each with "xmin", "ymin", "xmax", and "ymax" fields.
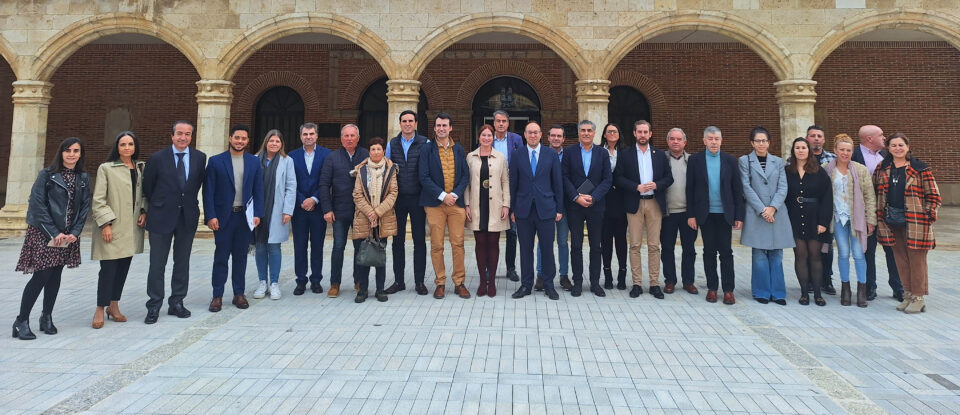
[
  {"xmin": 882, "ymin": 132, "xmax": 913, "ymax": 165},
  {"xmin": 48, "ymin": 137, "xmax": 85, "ymax": 173},
  {"xmin": 106, "ymin": 131, "xmax": 139, "ymax": 162},
  {"xmin": 785, "ymin": 137, "xmax": 818, "ymax": 174},
  {"xmin": 600, "ymin": 123, "xmax": 627, "ymax": 151}
]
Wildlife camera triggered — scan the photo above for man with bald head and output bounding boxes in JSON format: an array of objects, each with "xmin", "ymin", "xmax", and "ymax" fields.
[{"xmin": 854, "ymin": 125, "xmax": 904, "ymax": 302}]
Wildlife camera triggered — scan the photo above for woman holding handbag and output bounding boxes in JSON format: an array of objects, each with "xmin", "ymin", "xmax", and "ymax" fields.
[
  {"xmin": 352, "ymin": 137, "xmax": 399, "ymax": 303},
  {"xmin": 874, "ymin": 133, "xmax": 941, "ymax": 313},
  {"xmin": 464, "ymin": 125, "xmax": 510, "ymax": 297}
]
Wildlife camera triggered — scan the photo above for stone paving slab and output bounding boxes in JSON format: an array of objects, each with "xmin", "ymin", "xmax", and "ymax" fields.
[{"xmin": 2, "ymin": 208, "xmax": 960, "ymax": 414}]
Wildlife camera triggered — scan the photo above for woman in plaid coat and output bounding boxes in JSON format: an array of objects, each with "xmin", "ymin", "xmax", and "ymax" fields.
[{"xmin": 874, "ymin": 133, "xmax": 941, "ymax": 314}]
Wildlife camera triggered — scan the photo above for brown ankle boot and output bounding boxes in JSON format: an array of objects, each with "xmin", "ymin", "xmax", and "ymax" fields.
[
  {"xmin": 840, "ymin": 282, "xmax": 851, "ymax": 306},
  {"xmin": 896, "ymin": 291, "xmax": 913, "ymax": 311},
  {"xmin": 856, "ymin": 283, "xmax": 867, "ymax": 308}
]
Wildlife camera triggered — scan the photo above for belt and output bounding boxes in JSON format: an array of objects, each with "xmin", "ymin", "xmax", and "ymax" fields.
[
  {"xmin": 232, "ymin": 206, "xmax": 244, "ymax": 212},
  {"xmin": 639, "ymin": 195, "xmax": 655, "ymax": 200},
  {"xmin": 796, "ymin": 197, "xmax": 817, "ymax": 203}
]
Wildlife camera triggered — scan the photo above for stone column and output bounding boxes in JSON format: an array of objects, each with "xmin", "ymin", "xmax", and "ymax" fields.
[
  {"xmin": 0, "ymin": 81, "xmax": 54, "ymax": 231},
  {"xmin": 775, "ymin": 79, "xmax": 817, "ymax": 159},
  {"xmin": 386, "ymin": 79, "xmax": 421, "ymax": 139},
  {"xmin": 195, "ymin": 80, "xmax": 234, "ymax": 157},
  {"xmin": 575, "ymin": 79, "xmax": 610, "ymax": 144}
]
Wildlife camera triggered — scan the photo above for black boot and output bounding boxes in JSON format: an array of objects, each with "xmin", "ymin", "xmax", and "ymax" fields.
[
  {"xmin": 603, "ymin": 268, "xmax": 613, "ymax": 289},
  {"xmin": 616, "ymin": 269, "xmax": 627, "ymax": 290},
  {"xmin": 39, "ymin": 313, "xmax": 57, "ymax": 335},
  {"xmin": 12, "ymin": 317, "xmax": 36, "ymax": 340}
]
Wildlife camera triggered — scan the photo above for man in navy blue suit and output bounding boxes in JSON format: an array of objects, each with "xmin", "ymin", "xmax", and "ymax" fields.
[
  {"xmin": 492, "ymin": 110, "xmax": 525, "ymax": 282},
  {"xmin": 562, "ymin": 120, "xmax": 613, "ymax": 297},
  {"xmin": 288, "ymin": 123, "xmax": 331, "ymax": 295},
  {"xmin": 203, "ymin": 124, "xmax": 264, "ymax": 312},
  {"xmin": 142, "ymin": 120, "xmax": 206, "ymax": 324},
  {"xmin": 510, "ymin": 121, "xmax": 564, "ymax": 300}
]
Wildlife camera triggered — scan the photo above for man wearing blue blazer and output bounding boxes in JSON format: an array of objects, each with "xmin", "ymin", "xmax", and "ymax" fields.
[
  {"xmin": 203, "ymin": 125, "xmax": 264, "ymax": 312},
  {"xmin": 288, "ymin": 123, "xmax": 331, "ymax": 295},
  {"xmin": 142, "ymin": 120, "xmax": 206, "ymax": 324},
  {"xmin": 492, "ymin": 110, "xmax": 525, "ymax": 283},
  {"xmin": 562, "ymin": 120, "xmax": 613, "ymax": 298},
  {"xmin": 686, "ymin": 126, "xmax": 745, "ymax": 305},
  {"xmin": 510, "ymin": 121, "xmax": 564, "ymax": 300}
]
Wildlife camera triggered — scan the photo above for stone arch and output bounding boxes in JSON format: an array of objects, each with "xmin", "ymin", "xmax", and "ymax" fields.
[
  {"xmin": 31, "ymin": 13, "xmax": 205, "ymax": 81},
  {"xmin": 408, "ymin": 13, "xmax": 590, "ymax": 80},
  {"xmin": 417, "ymin": 72, "xmax": 441, "ymax": 109},
  {"xmin": 608, "ymin": 69, "xmax": 667, "ymax": 118},
  {"xmin": 601, "ymin": 10, "xmax": 792, "ymax": 81},
  {"xmin": 340, "ymin": 65, "xmax": 387, "ymax": 110},
  {"xmin": 454, "ymin": 61, "xmax": 560, "ymax": 111},
  {"xmin": 0, "ymin": 34, "xmax": 19, "ymax": 78},
  {"xmin": 807, "ymin": 9, "xmax": 960, "ymax": 78},
  {"xmin": 217, "ymin": 13, "xmax": 396, "ymax": 81},
  {"xmin": 235, "ymin": 71, "xmax": 322, "ymax": 121}
]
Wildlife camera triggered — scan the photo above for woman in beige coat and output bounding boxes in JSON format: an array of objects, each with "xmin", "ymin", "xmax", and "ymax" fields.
[
  {"xmin": 464, "ymin": 125, "xmax": 510, "ymax": 297},
  {"xmin": 90, "ymin": 131, "xmax": 146, "ymax": 328},
  {"xmin": 352, "ymin": 137, "xmax": 399, "ymax": 303}
]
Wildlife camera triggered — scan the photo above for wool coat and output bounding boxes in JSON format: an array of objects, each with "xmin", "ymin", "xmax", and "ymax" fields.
[
  {"xmin": 874, "ymin": 158, "xmax": 941, "ymax": 250},
  {"xmin": 737, "ymin": 152, "xmax": 794, "ymax": 249},
  {"xmin": 262, "ymin": 155, "xmax": 297, "ymax": 244},
  {"xmin": 91, "ymin": 160, "xmax": 147, "ymax": 260},
  {"xmin": 464, "ymin": 148, "xmax": 511, "ymax": 232},
  {"xmin": 353, "ymin": 158, "xmax": 399, "ymax": 239}
]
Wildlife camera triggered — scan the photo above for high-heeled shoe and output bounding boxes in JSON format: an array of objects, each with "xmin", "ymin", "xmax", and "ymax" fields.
[
  {"xmin": 105, "ymin": 305, "xmax": 127, "ymax": 322},
  {"xmin": 814, "ymin": 297, "xmax": 826, "ymax": 307},
  {"xmin": 92, "ymin": 308, "xmax": 104, "ymax": 329},
  {"xmin": 12, "ymin": 317, "xmax": 36, "ymax": 340},
  {"xmin": 38, "ymin": 313, "xmax": 57, "ymax": 335}
]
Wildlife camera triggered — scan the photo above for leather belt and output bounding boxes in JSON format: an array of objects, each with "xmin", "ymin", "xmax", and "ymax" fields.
[
  {"xmin": 796, "ymin": 197, "xmax": 817, "ymax": 203},
  {"xmin": 639, "ymin": 195, "xmax": 655, "ymax": 200},
  {"xmin": 232, "ymin": 206, "xmax": 244, "ymax": 212}
]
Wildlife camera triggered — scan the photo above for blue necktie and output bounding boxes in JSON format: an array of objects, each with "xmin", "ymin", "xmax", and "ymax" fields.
[
  {"xmin": 530, "ymin": 150, "xmax": 537, "ymax": 175},
  {"xmin": 176, "ymin": 153, "xmax": 187, "ymax": 189}
]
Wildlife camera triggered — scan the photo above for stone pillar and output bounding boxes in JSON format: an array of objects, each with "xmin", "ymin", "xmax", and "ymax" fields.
[
  {"xmin": 386, "ymin": 79, "xmax": 421, "ymax": 139},
  {"xmin": 0, "ymin": 81, "xmax": 54, "ymax": 231},
  {"xmin": 195, "ymin": 80, "xmax": 234, "ymax": 157},
  {"xmin": 575, "ymin": 79, "xmax": 610, "ymax": 144},
  {"xmin": 775, "ymin": 79, "xmax": 817, "ymax": 159}
]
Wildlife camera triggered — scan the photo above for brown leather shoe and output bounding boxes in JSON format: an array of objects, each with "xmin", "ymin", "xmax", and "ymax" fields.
[
  {"xmin": 705, "ymin": 290, "xmax": 717, "ymax": 303},
  {"xmin": 722, "ymin": 291, "xmax": 735, "ymax": 305},
  {"xmin": 433, "ymin": 285, "xmax": 445, "ymax": 299},
  {"xmin": 328, "ymin": 283, "xmax": 340, "ymax": 298},
  {"xmin": 664, "ymin": 283, "xmax": 675, "ymax": 294},
  {"xmin": 232, "ymin": 295, "xmax": 249, "ymax": 309},
  {"xmin": 455, "ymin": 285, "xmax": 471, "ymax": 299},
  {"xmin": 684, "ymin": 284, "xmax": 699, "ymax": 295},
  {"xmin": 209, "ymin": 297, "xmax": 223, "ymax": 312}
]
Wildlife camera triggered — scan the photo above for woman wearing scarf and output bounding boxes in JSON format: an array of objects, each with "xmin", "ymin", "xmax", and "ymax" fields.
[
  {"xmin": 352, "ymin": 137, "xmax": 399, "ymax": 303},
  {"xmin": 252, "ymin": 130, "xmax": 297, "ymax": 300}
]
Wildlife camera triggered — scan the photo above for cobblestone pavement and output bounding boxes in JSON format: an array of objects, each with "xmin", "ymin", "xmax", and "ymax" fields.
[{"xmin": 2, "ymin": 209, "xmax": 959, "ymax": 414}]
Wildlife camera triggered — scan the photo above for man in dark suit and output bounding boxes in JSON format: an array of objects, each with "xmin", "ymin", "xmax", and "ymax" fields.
[
  {"xmin": 142, "ymin": 120, "xmax": 207, "ymax": 324},
  {"xmin": 510, "ymin": 121, "xmax": 564, "ymax": 300},
  {"xmin": 319, "ymin": 124, "xmax": 369, "ymax": 298},
  {"xmin": 686, "ymin": 126, "xmax": 744, "ymax": 305},
  {"xmin": 492, "ymin": 110, "xmax": 525, "ymax": 282},
  {"xmin": 288, "ymin": 123, "xmax": 331, "ymax": 295},
  {"xmin": 561, "ymin": 120, "xmax": 612, "ymax": 297},
  {"xmin": 384, "ymin": 110, "xmax": 430, "ymax": 295},
  {"xmin": 855, "ymin": 124, "xmax": 903, "ymax": 302},
  {"xmin": 202, "ymin": 124, "xmax": 264, "ymax": 312},
  {"xmin": 614, "ymin": 120, "xmax": 673, "ymax": 299}
]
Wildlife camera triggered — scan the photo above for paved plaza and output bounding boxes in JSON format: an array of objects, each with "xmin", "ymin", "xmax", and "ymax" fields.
[{"xmin": 2, "ymin": 209, "xmax": 959, "ymax": 415}]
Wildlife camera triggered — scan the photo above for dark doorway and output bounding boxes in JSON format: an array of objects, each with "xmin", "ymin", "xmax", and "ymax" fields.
[
  {"xmin": 607, "ymin": 86, "xmax": 651, "ymax": 135},
  {"xmin": 358, "ymin": 77, "xmax": 430, "ymax": 147},
  {"xmin": 471, "ymin": 76, "xmax": 541, "ymax": 149},
  {"xmin": 254, "ymin": 86, "xmax": 304, "ymax": 152}
]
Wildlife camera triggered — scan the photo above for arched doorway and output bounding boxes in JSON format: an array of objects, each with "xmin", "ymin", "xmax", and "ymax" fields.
[
  {"xmin": 471, "ymin": 76, "xmax": 541, "ymax": 149},
  {"xmin": 357, "ymin": 77, "xmax": 429, "ymax": 147},
  {"xmin": 254, "ymin": 86, "xmax": 304, "ymax": 152},
  {"xmin": 608, "ymin": 86, "xmax": 651, "ymax": 134}
]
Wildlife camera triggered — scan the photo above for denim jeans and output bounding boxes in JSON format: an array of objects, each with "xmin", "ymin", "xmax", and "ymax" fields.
[
  {"xmin": 255, "ymin": 242, "xmax": 282, "ymax": 284},
  {"xmin": 751, "ymin": 248, "xmax": 786, "ymax": 300},
  {"xmin": 536, "ymin": 216, "xmax": 569, "ymax": 276},
  {"xmin": 331, "ymin": 217, "xmax": 360, "ymax": 285},
  {"xmin": 834, "ymin": 219, "xmax": 866, "ymax": 284}
]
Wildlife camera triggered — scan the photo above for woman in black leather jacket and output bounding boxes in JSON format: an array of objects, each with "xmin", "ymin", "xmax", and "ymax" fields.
[{"xmin": 13, "ymin": 137, "xmax": 91, "ymax": 340}]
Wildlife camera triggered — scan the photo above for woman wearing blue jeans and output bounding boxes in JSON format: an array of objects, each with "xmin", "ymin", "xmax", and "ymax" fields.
[
  {"xmin": 252, "ymin": 130, "xmax": 297, "ymax": 300},
  {"xmin": 822, "ymin": 134, "xmax": 876, "ymax": 307}
]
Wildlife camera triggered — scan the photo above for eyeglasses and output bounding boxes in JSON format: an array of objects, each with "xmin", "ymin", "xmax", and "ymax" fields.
[{"xmin": 752, "ymin": 139, "xmax": 770, "ymax": 143}]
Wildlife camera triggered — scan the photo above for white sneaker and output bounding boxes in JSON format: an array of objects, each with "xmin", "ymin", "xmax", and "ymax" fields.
[
  {"xmin": 254, "ymin": 281, "xmax": 267, "ymax": 299},
  {"xmin": 270, "ymin": 283, "xmax": 281, "ymax": 300}
]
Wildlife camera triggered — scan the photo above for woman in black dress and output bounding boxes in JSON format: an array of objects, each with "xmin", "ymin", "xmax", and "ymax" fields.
[
  {"xmin": 785, "ymin": 137, "xmax": 832, "ymax": 306},
  {"xmin": 13, "ymin": 137, "xmax": 91, "ymax": 340},
  {"xmin": 600, "ymin": 123, "xmax": 628, "ymax": 290}
]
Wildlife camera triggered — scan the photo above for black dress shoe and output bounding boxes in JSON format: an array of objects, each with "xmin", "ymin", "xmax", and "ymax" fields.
[
  {"xmin": 12, "ymin": 317, "xmax": 36, "ymax": 340},
  {"xmin": 545, "ymin": 287, "xmax": 559, "ymax": 300},
  {"xmin": 590, "ymin": 285, "xmax": 606, "ymax": 297},
  {"xmin": 507, "ymin": 269, "xmax": 520, "ymax": 282},
  {"xmin": 168, "ymin": 303, "xmax": 192, "ymax": 318},
  {"xmin": 559, "ymin": 276, "xmax": 573, "ymax": 291},
  {"xmin": 511, "ymin": 286, "xmax": 531, "ymax": 299},
  {"xmin": 571, "ymin": 284, "xmax": 582, "ymax": 297},
  {"xmin": 629, "ymin": 285, "xmax": 642, "ymax": 298},
  {"xmin": 754, "ymin": 297, "xmax": 770, "ymax": 304},
  {"xmin": 144, "ymin": 308, "xmax": 159, "ymax": 324},
  {"xmin": 415, "ymin": 283, "xmax": 429, "ymax": 295},
  {"xmin": 38, "ymin": 312, "xmax": 57, "ymax": 335},
  {"xmin": 534, "ymin": 275, "xmax": 544, "ymax": 291},
  {"xmin": 649, "ymin": 286, "xmax": 664, "ymax": 299},
  {"xmin": 355, "ymin": 291, "xmax": 367, "ymax": 303},
  {"xmin": 866, "ymin": 288, "xmax": 877, "ymax": 301},
  {"xmin": 376, "ymin": 291, "xmax": 388, "ymax": 302},
  {"xmin": 310, "ymin": 283, "xmax": 324, "ymax": 294},
  {"xmin": 822, "ymin": 284, "xmax": 837, "ymax": 295},
  {"xmin": 773, "ymin": 299, "xmax": 787, "ymax": 305},
  {"xmin": 893, "ymin": 291, "xmax": 904, "ymax": 302},
  {"xmin": 293, "ymin": 283, "xmax": 306, "ymax": 296},
  {"xmin": 384, "ymin": 282, "xmax": 405, "ymax": 294}
]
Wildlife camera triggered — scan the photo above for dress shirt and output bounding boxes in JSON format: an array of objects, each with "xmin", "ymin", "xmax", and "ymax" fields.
[
  {"xmin": 385, "ymin": 134, "xmax": 416, "ymax": 161},
  {"xmin": 636, "ymin": 144, "xmax": 654, "ymax": 195},
  {"xmin": 860, "ymin": 144, "xmax": 883, "ymax": 174},
  {"xmin": 304, "ymin": 147, "xmax": 315, "ymax": 175},
  {"xmin": 580, "ymin": 144, "xmax": 592, "ymax": 176},
  {"xmin": 493, "ymin": 134, "xmax": 510, "ymax": 162},
  {"xmin": 607, "ymin": 147, "xmax": 618, "ymax": 171},
  {"xmin": 172, "ymin": 145, "xmax": 190, "ymax": 174},
  {"xmin": 527, "ymin": 144, "xmax": 542, "ymax": 167},
  {"xmin": 706, "ymin": 150, "xmax": 722, "ymax": 213}
]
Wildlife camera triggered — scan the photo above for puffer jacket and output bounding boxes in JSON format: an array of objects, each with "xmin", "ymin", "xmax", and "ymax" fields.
[
  {"xmin": 352, "ymin": 158, "xmax": 399, "ymax": 239},
  {"xmin": 26, "ymin": 168, "xmax": 91, "ymax": 239}
]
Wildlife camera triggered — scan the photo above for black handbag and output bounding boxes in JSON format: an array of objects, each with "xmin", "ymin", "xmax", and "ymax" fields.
[
  {"xmin": 884, "ymin": 204, "xmax": 906, "ymax": 228},
  {"xmin": 356, "ymin": 228, "xmax": 386, "ymax": 268}
]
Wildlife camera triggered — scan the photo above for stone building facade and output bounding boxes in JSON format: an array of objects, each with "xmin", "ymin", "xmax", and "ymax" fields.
[{"xmin": 0, "ymin": 1, "xmax": 958, "ymax": 229}]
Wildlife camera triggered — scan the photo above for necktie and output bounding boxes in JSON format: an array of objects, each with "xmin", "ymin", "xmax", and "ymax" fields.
[
  {"xmin": 530, "ymin": 150, "xmax": 537, "ymax": 175},
  {"xmin": 176, "ymin": 153, "xmax": 187, "ymax": 189}
]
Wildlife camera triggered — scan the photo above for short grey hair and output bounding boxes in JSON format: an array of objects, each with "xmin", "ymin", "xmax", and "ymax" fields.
[
  {"xmin": 341, "ymin": 123, "xmax": 359, "ymax": 136},
  {"xmin": 667, "ymin": 127, "xmax": 686, "ymax": 141},
  {"xmin": 493, "ymin": 110, "xmax": 510, "ymax": 119},
  {"xmin": 578, "ymin": 120, "xmax": 596, "ymax": 131},
  {"xmin": 703, "ymin": 126, "xmax": 722, "ymax": 137}
]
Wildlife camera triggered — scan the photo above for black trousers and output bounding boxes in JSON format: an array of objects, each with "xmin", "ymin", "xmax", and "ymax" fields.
[
  {"xmin": 601, "ymin": 210, "xmax": 628, "ymax": 273},
  {"xmin": 357, "ymin": 238, "xmax": 388, "ymax": 292},
  {"xmin": 701, "ymin": 213, "xmax": 735, "ymax": 293},
  {"xmin": 392, "ymin": 196, "xmax": 426, "ymax": 286},
  {"xmin": 98, "ymin": 256, "xmax": 132, "ymax": 306},
  {"xmin": 661, "ymin": 212, "xmax": 698, "ymax": 286},
  {"xmin": 865, "ymin": 231, "xmax": 904, "ymax": 293},
  {"xmin": 146, "ymin": 210, "xmax": 196, "ymax": 310},
  {"xmin": 19, "ymin": 265, "xmax": 64, "ymax": 319},
  {"xmin": 505, "ymin": 222, "xmax": 518, "ymax": 272},
  {"xmin": 568, "ymin": 205, "xmax": 603, "ymax": 286}
]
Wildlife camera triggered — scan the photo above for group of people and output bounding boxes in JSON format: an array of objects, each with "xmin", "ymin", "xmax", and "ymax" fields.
[{"xmin": 10, "ymin": 112, "xmax": 941, "ymax": 341}]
